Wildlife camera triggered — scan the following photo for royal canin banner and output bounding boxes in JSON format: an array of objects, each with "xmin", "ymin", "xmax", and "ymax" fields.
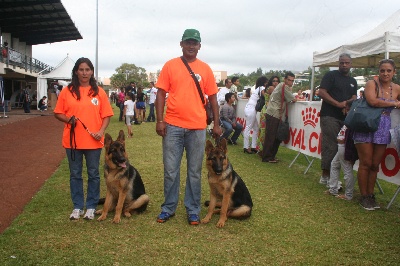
[{"xmin": 236, "ymin": 99, "xmax": 400, "ymax": 186}]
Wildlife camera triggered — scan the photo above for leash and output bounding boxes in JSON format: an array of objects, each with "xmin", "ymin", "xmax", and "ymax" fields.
[
  {"xmin": 68, "ymin": 116, "xmax": 77, "ymax": 161},
  {"xmin": 76, "ymin": 117, "xmax": 104, "ymax": 145},
  {"xmin": 215, "ymin": 135, "xmax": 221, "ymax": 146},
  {"xmin": 68, "ymin": 115, "xmax": 104, "ymax": 161}
]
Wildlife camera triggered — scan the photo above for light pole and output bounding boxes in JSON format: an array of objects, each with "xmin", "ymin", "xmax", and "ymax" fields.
[
  {"xmin": 95, "ymin": 0, "xmax": 98, "ymax": 83},
  {"xmin": 125, "ymin": 70, "xmax": 130, "ymax": 81}
]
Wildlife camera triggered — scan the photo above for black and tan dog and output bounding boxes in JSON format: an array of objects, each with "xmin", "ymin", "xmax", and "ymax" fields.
[
  {"xmin": 201, "ymin": 138, "xmax": 253, "ymax": 227},
  {"xmin": 96, "ymin": 130, "xmax": 149, "ymax": 223}
]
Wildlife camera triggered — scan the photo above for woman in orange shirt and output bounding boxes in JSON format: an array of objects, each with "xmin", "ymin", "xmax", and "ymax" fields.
[{"xmin": 54, "ymin": 57, "xmax": 113, "ymax": 221}]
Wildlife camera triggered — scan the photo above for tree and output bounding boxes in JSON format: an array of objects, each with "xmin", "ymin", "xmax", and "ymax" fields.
[
  {"xmin": 110, "ymin": 63, "xmax": 148, "ymax": 88},
  {"xmin": 110, "ymin": 73, "xmax": 126, "ymax": 89}
]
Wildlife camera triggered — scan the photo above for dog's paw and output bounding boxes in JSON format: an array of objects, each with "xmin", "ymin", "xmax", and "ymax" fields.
[
  {"xmin": 201, "ymin": 215, "xmax": 212, "ymax": 224},
  {"xmin": 97, "ymin": 215, "xmax": 107, "ymax": 222},
  {"xmin": 112, "ymin": 217, "xmax": 121, "ymax": 224},
  {"xmin": 95, "ymin": 209, "xmax": 103, "ymax": 215},
  {"xmin": 124, "ymin": 212, "xmax": 131, "ymax": 218},
  {"xmin": 216, "ymin": 219, "xmax": 226, "ymax": 228}
]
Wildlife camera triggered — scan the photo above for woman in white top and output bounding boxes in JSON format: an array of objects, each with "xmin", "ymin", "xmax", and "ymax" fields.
[
  {"xmin": 243, "ymin": 76, "xmax": 268, "ymax": 154},
  {"xmin": 123, "ymin": 92, "xmax": 135, "ymax": 138}
]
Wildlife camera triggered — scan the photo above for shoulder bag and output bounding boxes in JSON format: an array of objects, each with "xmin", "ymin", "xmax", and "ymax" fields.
[
  {"xmin": 255, "ymin": 87, "xmax": 265, "ymax": 112},
  {"xmin": 180, "ymin": 56, "xmax": 213, "ymax": 125},
  {"xmin": 276, "ymin": 85, "xmax": 290, "ymax": 142},
  {"xmin": 344, "ymin": 81, "xmax": 384, "ymax": 132}
]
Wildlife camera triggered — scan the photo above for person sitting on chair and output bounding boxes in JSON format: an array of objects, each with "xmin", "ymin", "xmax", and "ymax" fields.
[{"xmin": 220, "ymin": 92, "xmax": 243, "ymax": 145}]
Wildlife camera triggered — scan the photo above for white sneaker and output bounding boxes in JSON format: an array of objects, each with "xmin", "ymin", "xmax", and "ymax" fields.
[
  {"xmin": 84, "ymin": 209, "xmax": 96, "ymax": 220},
  {"xmin": 70, "ymin": 209, "xmax": 84, "ymax": 220},
  {"xmin": 319, "ymin": 176, "xmax": 328, "ymax": 185}
]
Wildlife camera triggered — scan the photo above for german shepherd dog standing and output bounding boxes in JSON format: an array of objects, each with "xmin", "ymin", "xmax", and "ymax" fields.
[
  {"xmin": 96, "ymin": 130, "xmax": 149, "ymax": 223},
  {"xmin": 201, "ymin": 138, "xmax": 253, "ymax": 227}
]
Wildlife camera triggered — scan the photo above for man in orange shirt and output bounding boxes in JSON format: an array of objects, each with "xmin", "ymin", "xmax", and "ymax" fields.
[{"xmin": 155, "ymin": 29, "xmax": 221, "ymax": 225}]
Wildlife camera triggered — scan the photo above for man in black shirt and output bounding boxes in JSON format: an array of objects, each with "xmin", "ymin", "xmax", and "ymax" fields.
[
  {"xmin": 125, "ymin": 82, "xmax": 135, "ymax": 94},
  {"xmin": 318, "ymin": 53, "xmax": 357, "ymax": 186}
]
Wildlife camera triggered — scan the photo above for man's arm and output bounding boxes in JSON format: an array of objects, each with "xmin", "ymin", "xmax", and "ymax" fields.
[
  {"xmin": 155, "ymin": 89, "xmax": 167, "ymax": 137},
  {"xmin": 318, "ymin": 88, "xmax": 347, "ymax": 109},
  {"xmin": 208, "ymin": 94, "xmax": 222, "ymax": 137}
]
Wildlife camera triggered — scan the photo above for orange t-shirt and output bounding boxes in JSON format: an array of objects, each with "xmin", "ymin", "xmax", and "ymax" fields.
[
  {"xmin": 156, "ymin": 57, "xmax": 218, "ymax": 129},
  {"xmin": 54, "ymin": 86, "xmax": 114, "ymax": 149}
]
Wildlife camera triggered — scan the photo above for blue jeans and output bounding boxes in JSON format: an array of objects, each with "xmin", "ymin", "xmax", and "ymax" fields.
[
  {"xmin": 66, "ymin": 148, "xmax": 102, "ymax": 210},
  {"xmin": 161, "ymin": 124, "xmax": 206, "ymax": 215},
  {"xmin": 147, "ymin": 103, "xmax": 155, "ymax": 121},
  {"xmin": 221, "ymin": 120, "xmax": 243, "ymax": 142},
  {"xmin": 119, "ymin": 102, "xmax": 124, "ymax": 121}
]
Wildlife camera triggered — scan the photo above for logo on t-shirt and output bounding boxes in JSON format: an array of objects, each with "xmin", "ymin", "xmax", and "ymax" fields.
[
  {"xmin": 91, "ymin": 98, "xmax": 99, "ymax": 105},
  {"xmin": 195, "ymin": 73, "xmax": 202, "ymax": 82}
]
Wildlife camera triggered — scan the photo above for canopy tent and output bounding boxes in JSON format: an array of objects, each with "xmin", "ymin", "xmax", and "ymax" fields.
[
  {"xmin": 310, "ymin": 9, "xmax": 400, "ymax": 93},
  {"xmin": 36, "ymin": 55, "xmax": 74, "ymax": 108}
]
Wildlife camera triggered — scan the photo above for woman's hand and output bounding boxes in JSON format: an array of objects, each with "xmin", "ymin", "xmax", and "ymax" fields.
[{"xmin": 92, "ymin": 129, "xmax": 104, "ymax": 141}]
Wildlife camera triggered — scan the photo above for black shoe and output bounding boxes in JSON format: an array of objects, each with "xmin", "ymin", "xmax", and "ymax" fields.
[
  {"xmin": 359, "ymin": 195, "xmax": 375, "ymax": 211},
  {"xmin": 228, "ymin": 139, "xmax": 237, "ymax": 145},
  {"xmin": 251, "ymin": 148, "xmax": 258, "ymax": 153},
  {"xmin": 369, "ymin": 194, "xmax": 380, "ymax": 209},
  {"xmin": 244, "ymin": 148, "xmax": 255, "ymax": 154}
]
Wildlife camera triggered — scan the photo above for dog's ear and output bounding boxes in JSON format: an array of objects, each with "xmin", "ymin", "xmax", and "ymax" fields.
[
  {"xmin": 205, "ymin": 140, "xmax": 214, "ymax": 154},
  {"xmin": 117, "ymin": 130, "xmax": 125, "ymax": 144},
  {"xmin": 219, "ymin": 138, "xmax": 228, "ymax": 154},
  {"xmin": 104, "ymin": 133, "xmax": 113, "ymax": 151}
]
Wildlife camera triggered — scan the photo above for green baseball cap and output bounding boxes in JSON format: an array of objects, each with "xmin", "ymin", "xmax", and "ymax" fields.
[{"xmin": 182, "ymin": 29, "xmax": 201, "ymax": 42}]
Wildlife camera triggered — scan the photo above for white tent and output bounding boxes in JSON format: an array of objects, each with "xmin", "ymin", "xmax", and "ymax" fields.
[
  {"xmin": 36, "ymin": 55, "xmax": 74, "ymax": 109},
  {"xmin": 310, "ymin": 9, "xmax": 400, "ymax": 93}
]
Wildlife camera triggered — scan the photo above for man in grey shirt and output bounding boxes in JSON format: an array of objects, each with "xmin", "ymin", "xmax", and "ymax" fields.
[
  {"xmin": 261, "ymin": 72, "xmax": 297, "ymax": 163},
  {"xmin": 220, "ymin": 92, "xmax": 243, "ymax": 145}
]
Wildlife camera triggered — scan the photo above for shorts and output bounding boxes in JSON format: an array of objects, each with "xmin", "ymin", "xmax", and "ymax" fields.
[
  {"xmin": 136, "ymin": 102, "xmax": 145, "ymax": 109},
  {"xmin": 125, "ymin": 115, "xmax": 133, "ymax": 125}
]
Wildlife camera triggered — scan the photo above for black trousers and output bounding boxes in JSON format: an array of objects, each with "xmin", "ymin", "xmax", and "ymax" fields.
[
  {"xmin": 23, "ymin": 101, "xmax": 30, "ymax": 113},
  {"xmin": 261, "ymin": 114, "xmax": 281, "ymax": 162}
]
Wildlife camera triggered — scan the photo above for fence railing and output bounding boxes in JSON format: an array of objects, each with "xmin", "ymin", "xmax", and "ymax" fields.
[{"xmin": 1, "ymin": 45, "xmax": 53, "ymax": 74}]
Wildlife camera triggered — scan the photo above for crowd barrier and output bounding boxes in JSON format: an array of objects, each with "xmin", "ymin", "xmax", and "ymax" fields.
[{"xmin": 236, "ymin": 98, "xmax": 400, "ymax": 208}]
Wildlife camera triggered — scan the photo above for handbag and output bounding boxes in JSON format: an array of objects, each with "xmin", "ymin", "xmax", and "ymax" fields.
[
  {"xmin": 276, "ymin": 85, "xmax": 290, "ymax": 141},
  {"xmin": 255, "ymin": 87, "xmax": 265, "ymax": 112},
  {"xmin": 180, "ymin": 56, "xmax": 213, "ymax": 125},
  {"xmin": 344, "ymin": 81, "xmax": 383, "ymax": 132}
]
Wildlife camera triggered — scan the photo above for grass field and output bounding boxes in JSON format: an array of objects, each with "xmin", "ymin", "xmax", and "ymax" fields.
[{"xmin": 1, "ymin": 108, "xmax": 400, "ymax": 265}]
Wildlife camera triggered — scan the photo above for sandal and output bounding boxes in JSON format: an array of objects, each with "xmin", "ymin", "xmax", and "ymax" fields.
[
  {"xmin": 324, "ymin": 190, "xmax": 338, "ymax": 196},
  {"xmin": 336, "ymin": 194, "xmax": 351, "ymax": 200}
]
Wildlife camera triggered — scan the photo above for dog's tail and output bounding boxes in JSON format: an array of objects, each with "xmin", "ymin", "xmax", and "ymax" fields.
[{"xmin": 98, "ymin": 198, "xmax": 106, "ymax": 205}]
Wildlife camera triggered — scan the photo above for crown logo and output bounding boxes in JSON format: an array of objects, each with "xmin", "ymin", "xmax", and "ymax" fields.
[{"xmin": 301, "ymin": 107, "xmax": 320, "ymax": 128}]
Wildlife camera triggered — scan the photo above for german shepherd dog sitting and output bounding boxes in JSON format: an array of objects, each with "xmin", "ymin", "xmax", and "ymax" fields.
[
  {"xmin": 96, "ymin": 130, "xmax": 149, "ymax": 223},
  {"xmin": 201, "ymin": 139, "xmax": 253, "ymax": 227}
]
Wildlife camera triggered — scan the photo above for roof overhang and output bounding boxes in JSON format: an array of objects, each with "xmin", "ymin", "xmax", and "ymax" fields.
[{"xmin": 0, "ymin": 0, "xmax": 82, "ymax": 45}]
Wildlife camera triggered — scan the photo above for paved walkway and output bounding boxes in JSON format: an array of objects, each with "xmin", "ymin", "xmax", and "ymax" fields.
[
  {"xmin": 0, "ymin": 107, "xmax": 65, "ymax": 233},
  {"xmin": 0, "ymin": 107, "xmax": 53, "ymax": 127}
]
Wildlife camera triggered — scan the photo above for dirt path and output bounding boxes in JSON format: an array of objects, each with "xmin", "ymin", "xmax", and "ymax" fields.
[{"xmin": 0, "ymin": 115, "xmax": 65, "ymax": 233}]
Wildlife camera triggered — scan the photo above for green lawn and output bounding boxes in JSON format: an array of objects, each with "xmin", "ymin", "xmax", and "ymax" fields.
[{"xmin": 1, "ymin": 107, "xmax": 400, "ymax": 265}]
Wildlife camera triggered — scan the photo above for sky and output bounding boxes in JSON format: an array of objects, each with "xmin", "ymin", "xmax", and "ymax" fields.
[{"xmin": 32, "ymin": 0, "xmax": 400, "ymax": 79}]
